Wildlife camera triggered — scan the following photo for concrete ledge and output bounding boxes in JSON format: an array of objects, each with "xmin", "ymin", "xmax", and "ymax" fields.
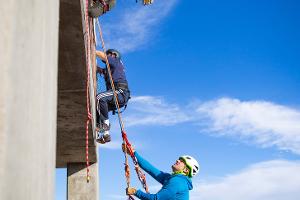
[{"xmin": 56, "ymin": 0, "xmax": 97, "ymax": 168}]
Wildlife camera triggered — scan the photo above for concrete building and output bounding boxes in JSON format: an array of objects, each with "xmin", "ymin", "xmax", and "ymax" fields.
[{"xmin": 1, "ymin": 0, "xmax": 98, "ymax": 199}]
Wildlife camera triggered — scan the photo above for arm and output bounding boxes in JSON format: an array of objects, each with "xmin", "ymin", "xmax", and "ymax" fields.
[
  {"xmin": 96, "ymin": 50, "xmax": 106, "ymax": 60},
  {"xmin": 96, "ymin": 51, "xmax": 117, "ymax": 71},
  {"xmin": 134, "ymin": 177, "xmax": 186, "ymax": 200},
  {"xmin": 134, "ymin": 151, "xmax": 170, "ymax": 184}
]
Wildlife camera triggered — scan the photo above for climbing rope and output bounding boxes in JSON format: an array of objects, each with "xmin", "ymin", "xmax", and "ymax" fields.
[
  {"xmin": 84, "ymin": 0, "xmax": 154, "ymax": 187},
  {"xmin": 84, "ymin": 0, "xmax": 93, "ymax": 183},
  {"xmin": 95, "ymin": 18, "xmax": 149, "ymax": 198}
]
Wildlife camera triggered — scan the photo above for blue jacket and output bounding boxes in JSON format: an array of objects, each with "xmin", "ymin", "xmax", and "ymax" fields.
[{"xmin": 134, "ymin": 152, "xmax": 193, "ymax": 200}]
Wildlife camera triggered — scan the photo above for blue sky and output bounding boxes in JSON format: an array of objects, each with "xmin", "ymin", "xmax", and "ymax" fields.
[{"xmin": 56, "ymin": 0, "xmax": 300, "ymax": 199}]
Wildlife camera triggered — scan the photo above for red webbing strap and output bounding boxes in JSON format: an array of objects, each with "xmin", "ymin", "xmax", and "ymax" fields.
[
  {"xmin": 122, "ymin": 131, "xmax": 136, "ymax": 159},
  {"xmin": 122, "ymin": 131, "xmax": 149, "ymax": 193}
]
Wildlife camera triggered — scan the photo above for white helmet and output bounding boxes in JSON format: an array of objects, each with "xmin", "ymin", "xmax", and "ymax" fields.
[{"xmin": 179, "ymin": 155, "xmax": 200, "ymax": 177}]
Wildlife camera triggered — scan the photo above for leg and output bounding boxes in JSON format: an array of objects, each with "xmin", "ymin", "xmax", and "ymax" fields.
[
  {"xmin": 96, "ymin": 97, "xmax": 111, "ymax": 144},
  {"xmin": 95, "ymin": 89, "xmax": 124, "ymax": 143},
  {"xmin": 97, "ymin": 98, "xmax": 109, "ymax": 122},
  {"xmin": 96, "ymin": 89, "xmax": 114, "ymax": 126}
]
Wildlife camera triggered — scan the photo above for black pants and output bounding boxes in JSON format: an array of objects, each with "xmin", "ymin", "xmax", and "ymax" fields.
[{"xmin": 96, "ymin": 88, "xmax": 130, "ymax": 123}]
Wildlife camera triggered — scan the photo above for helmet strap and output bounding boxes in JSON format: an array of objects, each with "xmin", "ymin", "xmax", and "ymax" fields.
[{"xmin": 172, "ymin": 169, "xmax": 189, "ymax": 176}]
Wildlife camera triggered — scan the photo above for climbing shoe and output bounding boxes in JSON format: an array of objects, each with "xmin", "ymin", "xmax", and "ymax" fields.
[
  {"xmin": 95, "ymin": 122, "xmax": 111, "ymax": 143},
  {"xmin": 96, "ymin": 133, "xmax": 111, "ymax": 144}
]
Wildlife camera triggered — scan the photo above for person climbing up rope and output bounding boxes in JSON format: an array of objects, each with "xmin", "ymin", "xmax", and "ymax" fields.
[
  {"xmin": 95, "ymin": 49, "xmax": 130, "ymax": 144},
  {"xmin": 88, "ymin": 0, "xmax": 116, "ymax": 18},
  {"xmin": 123, "ymin": 144, "xmax": 200, "ymax": 200}
]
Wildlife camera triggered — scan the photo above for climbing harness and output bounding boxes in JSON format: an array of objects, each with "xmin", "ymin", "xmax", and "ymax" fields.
[
  {"xmin": 95, "ymin": 18, "xmax": 149, "ymax": 199},
  {"xmin": 110, "ymin": 100, "xmax": 130, "ymax": 115}
]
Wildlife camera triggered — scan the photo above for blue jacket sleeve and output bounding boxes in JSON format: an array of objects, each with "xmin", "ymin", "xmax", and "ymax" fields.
[
  {"xmin": 134, "ymin": 151, "xmax": 170, "ymax": 184},
  {"xmin": 134, "ymin": 176, "xmax": 186, "ymax": 200}
]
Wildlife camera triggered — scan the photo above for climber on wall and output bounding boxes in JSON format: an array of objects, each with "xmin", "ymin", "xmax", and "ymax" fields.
[
  {"xmin": 95, "ymin": 49, "xmax": 130, "ymax": 144},
  {"xmin": 123, "ymin": 144, "xmax": 200, "ymax": 200}
]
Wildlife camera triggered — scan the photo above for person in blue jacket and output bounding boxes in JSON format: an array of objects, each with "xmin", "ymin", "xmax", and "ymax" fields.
[{"xmin": 124, "ymin": 146, "xmax": 200, "ymax": 200}]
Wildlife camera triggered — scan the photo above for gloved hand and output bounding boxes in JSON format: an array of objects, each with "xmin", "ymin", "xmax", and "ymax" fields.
[
  {"xmin": 126, "ymin": 187, "xmax": 137, "ymax": 195},
  {"xmin": 122, "ymin": 143, "xmax": 135, "ymax": 155}
]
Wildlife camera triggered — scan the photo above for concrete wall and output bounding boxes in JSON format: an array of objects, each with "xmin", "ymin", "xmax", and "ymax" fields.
[
  {"xmin": 56, "ymin": 0, "xmax": 98, "ymax": 169},
  {"xmin": 0, "ymin": 0, "xmax": 59, "ymax": 199},
  {"xmin": 67, "ymin": 163, "xmax": 99, "ymax": 200}
]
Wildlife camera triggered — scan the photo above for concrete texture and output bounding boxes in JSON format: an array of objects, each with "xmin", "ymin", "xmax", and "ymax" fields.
[
  {"xmin": 1, "ymin": 0, "xmax": 99, "ymax": 199},
  {"xmin": 67, "ymin": 163, "xmax": 99, "ymax": 200},
  {"xmin": 56, "ymin": 0, "xmax": 98, "ymax": 168},
  {"xmin": 0, "ymin": 0, "xmax": 59, "ymax": 199},
  {"xmin": 57, "ymin": 0, "xmax": 99, "ymax": 199}
]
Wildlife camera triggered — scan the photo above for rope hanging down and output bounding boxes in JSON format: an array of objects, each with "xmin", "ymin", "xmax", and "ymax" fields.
[
  {"xmin": 95, "ymin": 18, "xmax": 149, "ymax": 199},
  {"xmin": 84, "ymin": 0, "xmax": 96, "ymax": 183}
]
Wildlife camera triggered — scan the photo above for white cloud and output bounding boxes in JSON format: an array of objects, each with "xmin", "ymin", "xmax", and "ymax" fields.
[
  {"xmin": 123, "ymin": 96, "xmax": 300, "ymax": 155},
  {"xmin": 191, "ymin": 160, "xmax": 300, "ymax": 200},
  {"xmin": 105, "ymin": 194, "xmax": 127, "ymax": 199},
  {"xmin": 196, "ymin": 98, "xmax": 300, "ymax": 154},
  {"xmin": 124, "ymin": 96, "xmax": 191, "ymax": 126},
  {"xmin": 101, "ymin": 0, "xmax": 178, "ymax": 52},
  {"xmin": 98, "ymin": 140, "xmax": 122, "ymax": 150}
]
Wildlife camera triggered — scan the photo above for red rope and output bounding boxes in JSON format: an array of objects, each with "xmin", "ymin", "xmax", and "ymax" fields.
[
  {"xmin": 122, "ymin": 131, "xmax": 135, "ymax": 158},
  {"xmin": 85, "ymin": 114, "xmax": 92, "ymax": 183},
  {"xmin": 122, "ymin": 131, "xmax": 149, "ymax": 193},
  {"xmin": 85, "ymin": 0, "xmax": 92, "ymax": 183}
]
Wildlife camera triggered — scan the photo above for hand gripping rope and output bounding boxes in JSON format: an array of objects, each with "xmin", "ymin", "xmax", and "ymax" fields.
[{"xmin": 95, "ymin": 18, "xmax": 149, "ymax": 199}]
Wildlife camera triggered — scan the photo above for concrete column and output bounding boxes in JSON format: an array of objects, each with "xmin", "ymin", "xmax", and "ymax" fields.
[
  {"xmin": 67, "ymin": 163, "xmax": 99, "ymax": 200},
  {"xmin": 0, "ymin": 0, "xmax": 59, "ymax": 200}
]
